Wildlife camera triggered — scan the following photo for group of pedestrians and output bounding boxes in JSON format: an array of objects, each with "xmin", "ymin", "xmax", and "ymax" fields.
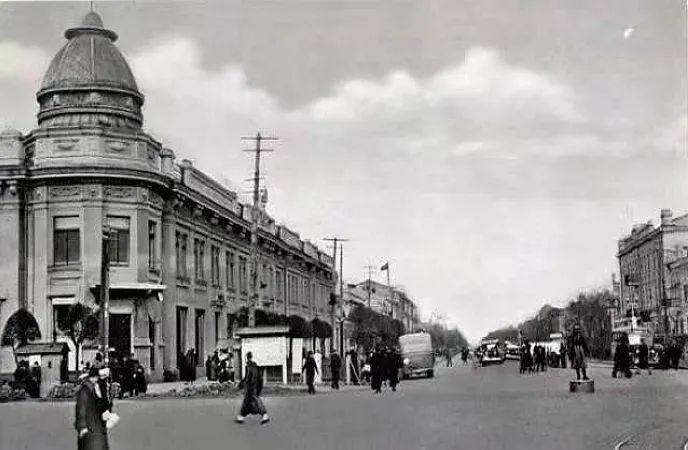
[
  {"xmin": 178, "ymin": 348, "xmax": 198, "ymax": 382},
  {"xmin": 205, "ymin": 351, "xmax": 235, "ymax": 383},
  {"xmin": 13, "ymin": 360, "xmax": 41, "ymax": 398},
  {"xmin": 368, "ymin": 346, "xmax": 403, "ymax": 393}
]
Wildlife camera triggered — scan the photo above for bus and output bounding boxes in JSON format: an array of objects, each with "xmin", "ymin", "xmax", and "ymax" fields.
[{"xmin": 399, "ymin": 332, "xmax": 435, "ymax": 379}]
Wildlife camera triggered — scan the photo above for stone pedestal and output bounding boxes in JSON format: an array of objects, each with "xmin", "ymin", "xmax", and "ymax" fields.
[{"xmin": 569, "ymin": 379, "xmax": 594, "ymax": 393}]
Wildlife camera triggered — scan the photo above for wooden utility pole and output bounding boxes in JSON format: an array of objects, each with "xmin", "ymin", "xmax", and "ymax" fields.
[
  {"xmin": 323, "ymin": 237, "xmax": 348, "ymax": 350},
  {"xmin": 242, "ymin": 132, "xmax": 277, "ymax": 327}
]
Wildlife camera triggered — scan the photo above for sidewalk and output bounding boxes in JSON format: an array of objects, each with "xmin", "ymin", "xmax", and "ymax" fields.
[{"xmin": 145, "ymin": 377, "xmax": 366, "ymax": 397}]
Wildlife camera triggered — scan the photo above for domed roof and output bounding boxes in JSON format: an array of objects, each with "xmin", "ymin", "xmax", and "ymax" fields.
[
  {"xmin": 40, "ymin": 11, "xmax": 138, "ymax": 92},
  {"xmin": 36, "ymin": 11, "xmax": 144, "ymax": 129}
]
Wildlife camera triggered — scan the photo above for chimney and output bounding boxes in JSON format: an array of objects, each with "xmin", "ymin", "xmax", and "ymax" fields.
[{"xmin": 661, "ymin": 209, "xmax": 673, "ymax": 226}]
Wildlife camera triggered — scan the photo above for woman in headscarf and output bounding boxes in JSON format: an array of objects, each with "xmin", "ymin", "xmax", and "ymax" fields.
[{"xmin": 75, "ymin": 367, "xmax": 113, "ymax": 450}]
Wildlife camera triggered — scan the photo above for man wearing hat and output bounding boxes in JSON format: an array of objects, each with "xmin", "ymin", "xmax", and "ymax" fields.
[
  {"xmin": 75, "ymin": 366, "xmax": 115, "ymax": 450},
  {"xmin": 568, "ymin": 324, "xmax": 590, "ymax": 381}
]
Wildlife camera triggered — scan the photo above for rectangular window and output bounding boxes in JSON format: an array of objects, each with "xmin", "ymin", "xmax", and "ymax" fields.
[
  {"xmin": 214, "ymin": 311, "xmax": 220, "ymax": 347},
  {"xmin": 54, "ymin": 216, "xmax": 80, "ymax": 265},
  {"xmin": 239, "ymin": 256, "xmax": 247, "ymax": 293},
  {"xmin": 194, "ymin": 239, "xmax": 206, "ymax": 283},
  {"xmin": 53, "ymin": 304, "xmax": 71, "ymax": 340},
  {"xmin": 227, "ymin": 313, "xmax": 235, "ymax": 339},
  {"xmin": 106, "ymin": 216, "xmax": 130, "ymax": 265},
  {"xmin": 275, "ymin": 270, "xmax": 283, "ymax": 301},
  {"xmin": 148, "ymin": 221, "xmax": 157, "ymax": 270},
  {"xmin": 226, "ymin": 251, "xmax": 235, "ymax": 289},
  {"xmin": 211, "ymin": 245, "xmax": 220, "ymax": 286}
]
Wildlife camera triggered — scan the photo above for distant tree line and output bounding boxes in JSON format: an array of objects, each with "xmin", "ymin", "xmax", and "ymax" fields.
[
  {"xmin": 483, "ymin": 289, "xmax": 614, "ymax": 359},
  {"xmin": 419, "ymin": 322, "xmax": 469, "ymax": 353}
]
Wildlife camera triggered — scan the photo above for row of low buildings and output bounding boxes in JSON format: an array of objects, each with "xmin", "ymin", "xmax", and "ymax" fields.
[
  {"xmin": 615, "ymin": 208, "xmax": 688, "ymax": 344},
  {"xmin": 0, "ymin": 12, "xmax": 339, "ymax": 381}
]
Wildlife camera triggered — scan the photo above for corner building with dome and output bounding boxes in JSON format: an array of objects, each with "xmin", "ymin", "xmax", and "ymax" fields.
[{"xmin": 0, "ymin": 12, "xmax": 336, "ymax": 381}]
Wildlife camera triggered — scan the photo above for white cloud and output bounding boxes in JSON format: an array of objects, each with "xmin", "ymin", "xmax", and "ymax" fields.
[{"xmin": 0, "ymin": 41, "xmax": 49, "ymax": 84}]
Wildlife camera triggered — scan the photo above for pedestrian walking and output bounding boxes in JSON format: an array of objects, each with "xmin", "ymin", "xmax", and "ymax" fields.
[
  {"xmin": 75, "ymin": 366, "xmax": 115, "ymax": 450},
  {"xmin": 302, "ymin": 351, "xmax": 318, "ymax": 394},
  {"xmin": 445, "ymin": 349, "xmax": 453, "ymax": 367},
  {"xmin": 235, "ymin": 352, "xmax": 269, "ymax": 425},
  {"xmin": 559, "ymin": 343, "xmax": 567, "ymax": 369},
  {"xmin": 330, "ymin": 349, "xmax": 342, "ymax": 389},
  {"xmin": 612, "ymin": 334, "xmax": 632, "ymax": 378},
  {"xmin": 30, "ymin": 361, "xmax": 42, "ymax": 398},
  {"xmin": 635, "ymin": 339, "xmax": 652, "ymax": 375},
  {"xmin": 387, "ymin": 348, "xmax": 403, "ymax": 392},
  {"xmin": 569, "ymin": 325, "xmax": 590, "ymax": 381},
  {"xmin": 370, "ymin": 347, "xmax": 384, "ymax": 393}
]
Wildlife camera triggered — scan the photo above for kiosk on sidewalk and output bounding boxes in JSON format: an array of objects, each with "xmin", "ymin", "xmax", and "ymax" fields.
[{"xmin": 236, "ymin": 326, "xmax": 290, "ymax": 384}]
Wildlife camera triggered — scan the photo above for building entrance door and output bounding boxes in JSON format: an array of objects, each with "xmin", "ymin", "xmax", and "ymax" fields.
[{"xmin": 109, "ymin": 314, "xmax": 131, "ymax": 359}]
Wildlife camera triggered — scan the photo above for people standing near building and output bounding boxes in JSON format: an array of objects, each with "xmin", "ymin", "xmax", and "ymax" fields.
[
  {"xmin": 30, "ymin": 361, "xmax": 42, "ymax": 398},
  {"xmin": 569, "ymin": 325, "xmax": 590, "ymax": 381},
  {"xmin": 235, "ymin": 352, "xmax": 269, "ymax": 425},
  {"xmin": 636, "ymin": 338, "xmax": 652, "ymax": 375},
  {"xmin": 302, "ymin": 351, "xmax": 318, "ymax": 395},
  {"xmin": 669, "ymin": 340, "xmax": 682, "ymax": 370},
  {"xmin": 75, "ymin": 366, "xmax": 113, "ymax": 450},
  {"xmin": 133, "ymin": 362, "xmax": 147, "ymax": 395},
  {"xmin": 185, "ymin": 349, "xmax": 197, "ymax": 382},
  {"xmin": 329, "ymin": 349, "xmax": 342, "ymax": 390}
]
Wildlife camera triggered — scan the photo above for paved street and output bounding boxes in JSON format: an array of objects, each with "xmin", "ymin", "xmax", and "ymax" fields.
[{"xmin": 2, "ymin": 361, "xmax": 688, "ymax": 450}]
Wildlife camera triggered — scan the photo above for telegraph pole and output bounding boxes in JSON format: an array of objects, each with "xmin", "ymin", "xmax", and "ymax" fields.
[
  {"xmin": 323, "ymin": 237, "xmax": 348, "ymax": 350},
  {"xmin": 242, "ymin": 132, "xmax": 277, "ymax": 327}
]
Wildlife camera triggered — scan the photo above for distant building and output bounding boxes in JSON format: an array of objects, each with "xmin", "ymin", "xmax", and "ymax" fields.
[
  {"xmin": 344, "ymin": 280, "xmax": 417, "ymax": 333},
  {"xmin": 0, "ymin": 12, "xmax": 335, "ymax": 379},
  {"xmin": 617, "ymin": 209, "xmax": 688, "ymax": 342}
]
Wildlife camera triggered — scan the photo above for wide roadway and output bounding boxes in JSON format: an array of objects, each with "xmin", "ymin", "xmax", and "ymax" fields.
[{"xmin": 2, "ymin": 361, "xmax": 688, "ymax": 450}]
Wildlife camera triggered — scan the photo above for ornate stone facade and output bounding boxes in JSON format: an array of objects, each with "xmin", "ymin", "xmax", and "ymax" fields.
[{"xmin": 0, "ymin": 12, "xmax": 335, "ymax": 379}]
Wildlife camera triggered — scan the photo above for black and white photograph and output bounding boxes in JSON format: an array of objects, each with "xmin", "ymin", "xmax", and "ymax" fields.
[{"xmin": 0, "ymin": 1, "xmax": 686, "ymax": 449}]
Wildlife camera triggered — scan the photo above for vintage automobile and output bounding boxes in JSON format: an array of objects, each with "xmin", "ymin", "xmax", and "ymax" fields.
[
  {"xmin": 399, "ymin": 332, "xmax": 435, "ymax": 379},
  {"xmin": 478, "ymin": 339, "xmax": 505, "ymax": 366}
]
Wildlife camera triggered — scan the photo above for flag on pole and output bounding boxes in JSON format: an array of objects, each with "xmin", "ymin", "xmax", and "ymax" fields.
[{"xmin": 380, "ymin": 262, "xmax": 389, "ymax": 271}]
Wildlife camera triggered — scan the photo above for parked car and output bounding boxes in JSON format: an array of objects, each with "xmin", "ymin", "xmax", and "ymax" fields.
[{"xmin": 399, "ymin": 332, "xmax": 435, "ymax": 379}]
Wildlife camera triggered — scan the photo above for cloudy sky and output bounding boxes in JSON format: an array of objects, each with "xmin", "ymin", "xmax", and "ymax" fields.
[{"xmin": 0, "ymin": 0, "xmax": 686, "ymax": 341}]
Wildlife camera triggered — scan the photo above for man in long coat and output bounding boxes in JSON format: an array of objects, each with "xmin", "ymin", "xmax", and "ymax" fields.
[
  {"xmin": 387, "ymin": 348, "xmax": 403, "ymax": 392},
  {"xmin": 370, "ymin": 347, "xmax": 384, "ymax": 394},
  {"xmin": 236, "ymin": 352, "xmax": 269, "ymax": 424},
  {"xmin": 302, "ymin": 351, "xmax": 319, "ymax": 394},
  {"xmin": 75, "ymin": 366, "xmax": 112, "ymax": 450},
  {"xmin": 569, "ymin": 325, "xmax": 590, "ymax": 380}
]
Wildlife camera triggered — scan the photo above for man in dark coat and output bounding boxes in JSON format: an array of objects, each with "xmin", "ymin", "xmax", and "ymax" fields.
[
  {"xmin": 370, "ymin": 347, "xmax": 384, "ymax": 393},
  {"xmin": 236, "ymin": 352, "xmax": 269, "ymax": 424},
  {"xmin": 569, "ymin": 325, "xmax": 590, "ymax": 380},
  {"xmin": 387, "ymin": 348, "xmax": 403, "ymax": 392},
  {"xmin": 29, "ymin": 362, "xmax": 42, "ymax": 398},
  {"xmin": 636, "ymin": 339, "xmax": 652, "ymax": 375},
  {"xmin": 302, "ymin": 351, "xmax": 318, "ymax": 394},
  {"xmin": 612, "ymin": 334, "xmax": 632, "ymax": 378},
  {"xmin": 75, "ymin": 366, "xmax": 111, "ymax": 450},
  {"xmin": 559, "ymin": 343, "xmax": 567, "ymax": 369},
  {"xmin": 329, "ymin": 350, "xmax": 342, "ymax": 390}
]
